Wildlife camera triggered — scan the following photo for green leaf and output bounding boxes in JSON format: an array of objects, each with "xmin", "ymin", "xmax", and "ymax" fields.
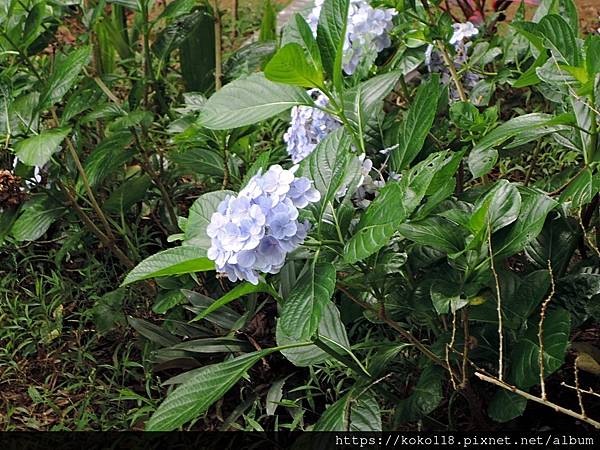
[
  {"xmin": 183, "ymin": 190, "xmax": 234, "ymax": 249},
  {"xmin": 586, "ymin": 35, "xmax": 600, "ymax": 76},
  {"xmin": 198, "ymin": 73, "xmax": 312, "ymax": 129},
  {"xmin": 396, "ymin": 365, "xmax": 444, "ymax": 422},
  {"xmin": 179, "ymin": 8, "xmax": 216, "ymax": 92},
  {"xmin": 468, "ymin": 113, "xmax": 574, "ymax": 178},
  {"xmin": 469, "ymin": 180, "xmax": 522, "ymax": 235},
  {"xmin": 524, "ymin": 216, "xmax": 578, "ymax": 275},
  {"xmin": 146, "ymin": 351, "xmax": 267, "ymax": 431},
  {"xmin": 430, "ymin": 279, "xmax": 464, "ymax": 315},
  {"xmin": 391, "ymin": 74, "xmax": 441, "ymax": 169},
  {"xmin": 38, "ymin": 46, "xmax": 91, "ymax": 110},
  {"xmin": 488, "ymin": 389, "xmax": 527, "ymax": 423},
  {"xmin": 22, "ymin": 1, "xmax": 46, "ymax": 48},
  {"xmin": 344, "ymin": 152, "xmax": 448, "ymax": 263},
  {"xmin": 342, "ymin": 71, "xmax": 401, "ymax": 143},
  {"xmin": 279, "ymin": 262, "xmax": 336, "ymax": 341},
  {"xmin": 259, "ymin": 0, "xmax": 277, "ymax": 42},
  {"xmin": 191, "ymin": 282, "xmax": 278, "ymax": 322},
  {"xmin": 397, "ymin": 217, "xmax": 464, "ymax": 254},
  {"xmin": 509, "ymin": 308, "xmax": 571, "ymax": 389},
  {"xmin": 278, "ymin": 302, "xmax": 350, "ymax": 366},
  {"xmin": 14, "ymin": 128, "xmax": 70, "ymax": 167},
  {"xmin": 121, "ymin": 246, "xmax": 214, "ymax": 286},
  {"xmin": 264, "ymin": 43, "xmax": 324, "ymax": 88},
  {"xmin": 104, "ymin": 174, "xmax": 153, "ymax": 213},
  {"xmin": 314, "ymin": 390, "xmax": 381, "ymax": 431},
  {"xmin": 294, "ymin": 13, "xmax": 322, "ymax": 71},
  {"xmin": 494, "ymin": 187, "xmax": 557, "ymax": 259},
  {"xmin": 11, "ymin": 195, "xmax": 64, "ymax": 242},
  {"xmin": 316, "ymin": 0, "xmax": 350, "ymax": 90},
  {"xmin": 82, "ymin": 132, "xmax": 134, "ymax": 188},
  {"xmin": 559, "ymin": 168, "xmax": 596, "ymax": 207},
  {"xmin": 513, "ymin": 52, "xmax": 549, "ymax": 88},
  {"xmin": 298, "ymin": 127, "xmax": 354, "ymax": 223},
  {"xmin": 537, "ymin": 15, "xmax": 580, "ymax": 66}
]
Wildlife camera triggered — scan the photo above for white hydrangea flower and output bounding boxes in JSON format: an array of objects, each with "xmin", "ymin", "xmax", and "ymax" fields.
[
  {"xmin": 307, "ymin": 0, "xmax": 397, "ymax": 74},
  {"xmin": 449, "ymin": 22, "xmax": 479, "ymax": 47}
]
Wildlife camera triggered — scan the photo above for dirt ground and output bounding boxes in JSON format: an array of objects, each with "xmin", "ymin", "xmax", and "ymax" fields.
[{"xmin": 576, "ymin": 0, "xmax": 600, "ymax": 32}]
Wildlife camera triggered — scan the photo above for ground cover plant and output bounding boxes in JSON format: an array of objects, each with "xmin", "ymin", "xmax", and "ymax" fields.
[{"xmin": 1, "ymin": 0, "xmax": 600, "ymax": 432}]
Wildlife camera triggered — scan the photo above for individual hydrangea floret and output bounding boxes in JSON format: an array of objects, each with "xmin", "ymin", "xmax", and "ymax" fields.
[
  {"xmin": 284, "ymin": 89, "xmax": 341, "ymax": 164},
  {"xmin": 207, "ymin": 165, "xmax": 320, "ymax": 285},
  {"xmin": 449, "ymin": 21, "xmax": 479, "ymax": 47},
  {"xmin": 307, "ymin": 0, "xmax": 397, "ymax": 74}
]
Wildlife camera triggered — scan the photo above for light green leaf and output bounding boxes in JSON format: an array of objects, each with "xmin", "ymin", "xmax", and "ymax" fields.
[
  {"xmin": 198, "ymin": 73, "xmax": 312, "ymax": 129},
  {"xmin": 316, "ymin": 0, "xmax": 349, "ymax": 89},
  {"xmin": 121, "ymin": 246, "xmax": 214, "ymax": 286},
  {"xmin": 391, "ymin": 74, "xmax": 441, "ymax": 169},
  {"xmin": 14, "ymin": 128, "xmax": 70, "ymax": 167},
  {"xmin": 184, "ymin": 190, "xmax": 235, "ymax": 249},
  {"xmin": 279, "ymin": 262, "xmax": 336, "ymax": 341},
  {"xmin": 278, "ymin": 302, "xmax": 351, "ymax": 367},
  {"xmin": 468, "ymin": 113, "xmax": 574, "ymax": 178},
  {"xmin": 264, "ymin": 43, "xmax": 324, "ymax": 88},
  {"xmin": 38, "ymin": 46, "xmax": 91, "ymax": 110}
]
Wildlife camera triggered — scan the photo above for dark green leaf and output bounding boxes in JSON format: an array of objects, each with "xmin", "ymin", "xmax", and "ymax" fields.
[
  {"xmin": 146, "ymin": 351, "xmax": 266, "ymax": 430},
  {"xmin": 494, "ymin": 187, "xmax": 557, "ymax": 258},
  {"xmin": 14, "ymin": 128, "xmax": 70, "ymax": 167},
  {"xmin": 488, "ymin": 390, "xmax": 527, "ymax": 423},
  {"xmin": 38, "ymin": 46, "xmax": 91, "ymax": 110},
  {"xmin": 391, "ymin": 75, "xmax": 441, "ymax": 169},
  {"xmin": 11, "ymin": 195, "xmax": 64, "ymax": 242},
  {"xmin": 509, "ymin": 308, "xmax": 571, "ymax": 389},
  {"xmin": 279, "ymin": 262, "xmax": 336, "ymax": 341},
  {"xmin": 314, "ymin": 390, "xmax": 381, "ymax": 431}
]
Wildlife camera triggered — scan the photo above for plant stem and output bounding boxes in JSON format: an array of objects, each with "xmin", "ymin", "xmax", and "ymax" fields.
[
  {"xmin": 51, "ymin": 109, "xmax": 116, "ymax": 242},
  {"xmin": 475, "ymin": 371, "xmax": 600, "ymax": 429},
  {"xmin": 213, "ymin": 0, "xmax": 223, "ymax": 90},
  {"xmin": 58, "ymin": 181, "xmax": 134, "ymax": 268},
  {"xmin": 131, "ymin": 131, "xmax": 179, "ymax": 227}
]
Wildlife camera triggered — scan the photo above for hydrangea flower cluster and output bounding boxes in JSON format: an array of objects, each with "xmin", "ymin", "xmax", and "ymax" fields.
[
  {"xmin": 425, "ymin": 21, "xmax": 481, "ymax": 101},
  {"xmin": 307, "ymin": 0, "xmax": 397, "ymax": 74},
  {"xmin": 207, "ymin": 165, "xmax": 320, "ymax": 285},
  {"xmin": 284, "ymin": 89, "xmax": 341, "ymax": 164}
]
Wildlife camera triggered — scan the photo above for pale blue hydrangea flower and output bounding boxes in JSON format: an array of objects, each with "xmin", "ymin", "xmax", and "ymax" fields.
[
  {"xmin": 307, "ymin": 0, "xmax": 396, "ymax": 74},
  {"xmin": 283, "ymin": 89, "xmax": 341, "ymax": 164},
  {"xmin": 207, "ymin": 165, "xmax": 320, "ymax": 284}
]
